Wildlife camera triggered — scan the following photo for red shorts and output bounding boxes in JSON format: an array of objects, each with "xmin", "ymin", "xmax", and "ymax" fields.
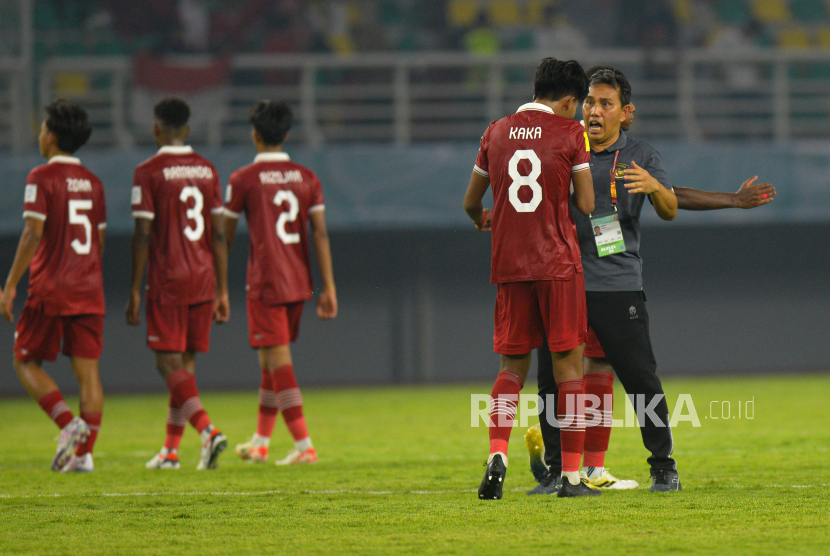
[
  {"xmin": 584, "ymin": 326, "xmax": 607, "ymax": 358},
  {"xmin": 493, "ymin": 276, "xmax": 587, "ymax": 355},
  {"xmin": 146, "ymin": 300, "xmax": 213, "ymax": 353},
  {"xmin": 247, "ymin": 298, "xmax": 304, "ymax": 348},
  {"xmin": 14, "ymin": 304, "xmax": 103, "ymax": 362}
]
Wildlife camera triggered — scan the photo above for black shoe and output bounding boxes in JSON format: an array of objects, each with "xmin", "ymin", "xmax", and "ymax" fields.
[
  {"xmin": 557, "ymin": 476, "xmax": 602, "ymax": 498},
  {"xmin": 526, "ymin": 471, "xmax": 563, "ymax": 495},
  {"xmin": 478, "ymin": 454, "xmax": 507, "ymax": 500},
  {"xmin": 650, "ymin": 469, "xmax": 682, "ymax": 492}
]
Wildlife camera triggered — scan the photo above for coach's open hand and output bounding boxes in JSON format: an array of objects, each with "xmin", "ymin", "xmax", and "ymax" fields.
[
  {"xmin": 622, "ymin": 161, "xmax": 661, "ymax": 195},
  {"xmin": 735, "ymin": 176, "xmax": 776, "ymax": 208}
]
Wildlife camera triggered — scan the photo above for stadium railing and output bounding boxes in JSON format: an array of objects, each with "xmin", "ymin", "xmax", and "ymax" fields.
[{"xmin": 5, "ymin": 47, "xmax": 830, "ymax": 149}]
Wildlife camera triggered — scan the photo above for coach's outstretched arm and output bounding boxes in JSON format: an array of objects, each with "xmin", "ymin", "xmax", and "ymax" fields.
[
  {"xmin": 571, "ymin": 168, "xmax": 595, "ymax": 215},
  {"xmin": 463, "ymin": 171, "xmax": 492, "ymax": 230},
  {"xmin": 675, "ymin": 176, "xmax": 776, "ymax": 211},
  {"xmin": 126, "ymin": 217, "xmax": 151, "ymax": 326},
  {"xmin": 310, "ymin": 210, "xmax": 337, "ymax": 319},
  {"xmin": 0, "ymin": 217, "xmax": 44, "ymax": 322}
]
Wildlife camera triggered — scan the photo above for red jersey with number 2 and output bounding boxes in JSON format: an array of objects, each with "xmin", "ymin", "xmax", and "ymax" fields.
[
  {"xmin": 22, "ymin": 156, "xmax": 106, "ymax": 316},
  {"xmin": 132, "ymin": 146, "xmax": 223, "ymax": 306},
  {"xmin": 474, "ymin": 103, "xmax": 590, "ymax": 284},
  {"xmin": 225, "ymin": 152, "xmax": 324, "ymax": 305}
]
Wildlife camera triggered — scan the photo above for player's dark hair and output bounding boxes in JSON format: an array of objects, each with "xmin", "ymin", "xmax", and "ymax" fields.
[
  {"xmin": 533, "ymin": 57, "xmax": 589, "ymax": 103},
  {"xmin": 249, "ymin": 100, "xmax": 293, "ymax": 146},
  {"xmin": 44, "ymin": 99, "xmax": 91, "ymax": 154},
  {"xmin": 154, "ymin": 97, "xmax": 191, "ymax": 131},
  {"xmin": 587, "ymin": 67, "xmax": 632, "ymax": 107}
]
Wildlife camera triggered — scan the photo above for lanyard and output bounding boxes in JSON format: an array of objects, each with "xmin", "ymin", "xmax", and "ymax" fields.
[{"xmin": 610, "ymin": 150, "xmax": 620, "ymax": 207}]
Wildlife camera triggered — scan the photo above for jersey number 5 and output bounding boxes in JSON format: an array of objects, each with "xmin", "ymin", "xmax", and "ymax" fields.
[
  {"xmin": 274, "ymin": 190, "xmax": 300, "ymax": 244},
  {"xmin": 69, "ymin": 199, "xmax": 93, "ymax": 255},
  {"xmin": 508, "ymin": 149, "xmax": 542, "ymax": 213},
  {"xmin": 180, "ymin": 186, "xmax": 205, "ymax": 241}
]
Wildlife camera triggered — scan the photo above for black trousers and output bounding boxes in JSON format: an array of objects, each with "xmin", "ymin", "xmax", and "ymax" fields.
[{"xmin": 537, "ymin": 290, "xmax": 676, "ymax": 473}]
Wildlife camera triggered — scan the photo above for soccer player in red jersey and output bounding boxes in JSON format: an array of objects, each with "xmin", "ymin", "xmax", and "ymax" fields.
[
  {"xmin": 463, "ymin": 58, "xmax": 597, "ymax": 499},
  {"xmin": 224, "ymin": 100, "xmax": 337, "ymax": 465},
  {"xmin": 0, "ymin": 100, "xmax": 105, "ymax": 473},
  {"xmin": 126, "ymin": 98, "xmax": 230, "ymax": 470}
]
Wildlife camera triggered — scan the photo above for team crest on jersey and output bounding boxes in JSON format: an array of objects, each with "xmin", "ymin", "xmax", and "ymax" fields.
[{"xmin": 614, "ymin": 163, "xmax": 628, "ymax": 179}]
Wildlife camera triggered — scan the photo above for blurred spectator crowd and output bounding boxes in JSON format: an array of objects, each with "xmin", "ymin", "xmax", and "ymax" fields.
[{"xmin": 10, "ymin": 0, "xmax": 830, "ymax": 59}]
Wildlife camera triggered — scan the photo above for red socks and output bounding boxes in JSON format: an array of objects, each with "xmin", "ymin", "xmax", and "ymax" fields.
[
  {"xmin": 164, "ymin": 394, "xmax": 187, "ymax": 451},
  {"xmin": 557, "ymin": 379, "xmax": 586, "ymax": 473},
  {"xmin": 75, "ymin": 412, "xmax": 102, "ymax": 456},
  {"xmin": 273, "ymin": 365, "xmax": 308, "ymax": 442},
  {"xmin": 583, "ymin": 372, "xmax": 614, "ymax": 468},
  {"xmin": 166, "ymin": 369, "xmax": 211, "ymax": 433},
  {"xmin": 257, "ymin": 369, "xmax": 279, "ymax": 438},
  {"xmin": 37, "ymin": 391, "xmax": 74, "ymax": 429},
  {"xmin": 488, "ymin": 370, "xmax": 524, "ymax": 456}
]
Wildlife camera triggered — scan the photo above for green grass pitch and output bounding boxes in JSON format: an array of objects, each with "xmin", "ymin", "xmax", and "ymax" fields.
[{"xmin": 1, "ymin": 374, "xmax": 828, "ymax": 555}]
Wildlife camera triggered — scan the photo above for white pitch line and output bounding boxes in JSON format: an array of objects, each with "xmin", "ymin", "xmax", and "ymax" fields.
[{"xmin": 0, "ymin": 484, "xmax": 825, "ymax": 500}]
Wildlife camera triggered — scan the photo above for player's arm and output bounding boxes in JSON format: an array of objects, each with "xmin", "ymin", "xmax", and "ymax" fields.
[
  {"xmin": 571, "ymin": 168, "xmax": 595, "ymax": 215},
  {"xmin": 0, "ymin": 217, "xmax": 44, "ymax": 322},
  {"xmin": 309, "ymin": 209, "xmax": 337, "ymax": 319},
  {"xmin": 223, "ymin": 214, "xmax": 238, "ymax": 252},
  {"xmin": 98, "ymin": 227, "xmax": 106, "ymax": 256},
  {"xmin": 126, "ymin": 217, "xmax": 151, "ymax": 325},
  {"xmin": 463, "ymin": 171, "xmax": 492, "ymax": 231},
  {"xmin": 623, "ymin": 161, "xmax": 677, "ymax": 220},
  {"xmin": 675, "ymin": 177, "xmax": 776, "ymax": 211},
  {"xmin": 211, "ymin": 212, "xmax": 230, "ymax": 323}
]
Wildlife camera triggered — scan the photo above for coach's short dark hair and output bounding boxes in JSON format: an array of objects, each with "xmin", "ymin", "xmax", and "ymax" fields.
[
  {"xmin": 44, "ymin": 99, "xmax": 91, "ymax": 154},
  {"xmin": 534, "ymin": 58, "xmax": 589, "ymax": 103},
  {"xmin": 587, "ymin": 67, "xmax": 632, "ymax": 107},
  {"xmin": 154, "ymin": 97, "xmax": 190, "ymax": 130},
  {"xmin": 249, "ymin": 100, "xmax": 293, "ymax": 146}
]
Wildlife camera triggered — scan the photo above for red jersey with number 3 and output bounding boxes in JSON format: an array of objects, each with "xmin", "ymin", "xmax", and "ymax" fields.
[
  {"xmin": 22, "ymin": 156, "xmax": 106, "ymax": 316},
  {"xmin": 132, "ymin": 146, "xmax": 223, "ymax": 306},
  {"xmin": 225, "ymin": 152, "xmax": 324, "ymax": 305},
  {"xmin": 474, "ymin": 103, "xmax": 590, "ymax": 284}
]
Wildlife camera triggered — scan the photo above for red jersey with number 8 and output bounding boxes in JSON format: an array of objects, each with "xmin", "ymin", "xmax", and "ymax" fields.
[
  {"xmin": 132, "ymin": 146, "xmax": 223, "ymax": 306},
  {"xmin": 474, "ymin": 103, "xmax": 590, "ymax": 284},
  {"xmin": 225, "ymin": 152, "xmax": 324, "ymax": 305},
  {"xmin": 22, "ymin": 156, "xmax": 106, "ymax": 316}
]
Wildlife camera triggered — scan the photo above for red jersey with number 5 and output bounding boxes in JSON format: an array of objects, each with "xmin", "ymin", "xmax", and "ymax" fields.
[
  {"xmin": 474, "ymin": 102, "xmax": 590, "ymax": 284},
  {"xmin": 22, "ymin": 156, "xmax": 106, "ymax": 316},
  {"xmin": 225, "ymin": 152, "xmax": 324, "ymax": 305},
  {"xmin": 132, "ymin": 146, "xmax": 223, "ymax": 306}
]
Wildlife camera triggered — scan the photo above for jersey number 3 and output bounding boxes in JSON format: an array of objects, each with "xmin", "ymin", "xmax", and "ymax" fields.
[
  {"xmin": 508, "ymin": 149, "xmax": 542, "ymax": 213},
  {"xmin": 180, "ymin": 186, "xmax": 205, "ymax": 241},
  {"xmin": 274, "ymin": 190, "xmax": 300, "ymax": 244}
]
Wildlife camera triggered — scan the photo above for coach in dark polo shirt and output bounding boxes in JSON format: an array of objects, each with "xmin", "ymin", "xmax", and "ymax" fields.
[{"xmin": 533, "ymin": 67, "xmax": 682, "ymax": 494}]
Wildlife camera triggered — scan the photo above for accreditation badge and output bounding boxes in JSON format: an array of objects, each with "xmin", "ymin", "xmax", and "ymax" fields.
[{"xmin": 590, "ymin": 212, "xmax": 625, "ymax": 257}]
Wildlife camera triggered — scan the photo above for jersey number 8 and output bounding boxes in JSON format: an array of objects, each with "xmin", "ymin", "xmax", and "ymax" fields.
[{"xmin": 508, "ymin": 149, "xmax": 542, "ymax": 213}]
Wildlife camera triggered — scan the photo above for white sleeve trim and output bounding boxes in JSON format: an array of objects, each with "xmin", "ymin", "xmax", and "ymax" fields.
[
  {"xmin": 132, "ymin": 211, "xmax": 155, "ymax": 220},
  {"xmin": 308, "ymin": 204, "xmax": 325, "ymax": 214},
  {"xmin": 210, "ymin": 207, "xmax": 225, "ymax": 214},
  {"xmin": 473, "ymin": 165, "xmax": 489, "ymax": 177},
  {"xmin": 22, "ymin": 210, "xmax": 46, "ymax": 221},
  {"xmin": 224, "ymin": 208, "xmax": 241, "ymax": 219},
  {"xmin": 572, "ymin": 163, "xmax": 590, "ymax": 172},
  {"xmin": 98, "ymin": 223, "xmax": 107, "ymax": 230}
]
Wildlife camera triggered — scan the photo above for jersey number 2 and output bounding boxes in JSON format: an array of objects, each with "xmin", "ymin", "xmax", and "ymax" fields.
[
  {"xmin": 274, "ymin": 190, "xmax": 300, "ymax": 244},
  {"xmin": 508, "ymin": 149, "xmax": 542, "ymax": 213},
  {"xmin": 69, "ymin": 199, "xmax": 93, "ymax": 255},
  {"xmin": 180, "ymin": 186, "xmax": 205, "ymax": 241}
]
